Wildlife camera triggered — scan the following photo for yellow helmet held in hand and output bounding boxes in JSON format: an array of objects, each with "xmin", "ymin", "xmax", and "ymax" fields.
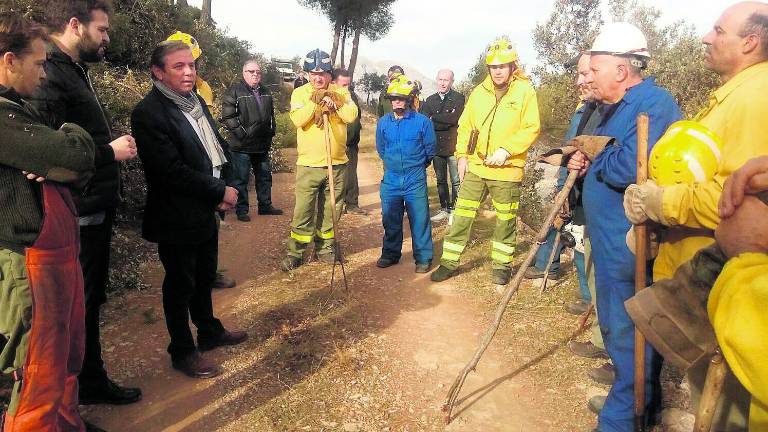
[
  {"xmin": 649, "ymin": 121, "xmax": 723, "ymax": 186},
  {"xmin": 166, "ymin": 31, "xmax": 201, "ymax": 60},
  {"xmin": 485, "ymin": 38, "xmax": 518, "ymax": 65},
  {"xmin": 386, "ymin": 74, "xmax": 416, "ymax": 99}
]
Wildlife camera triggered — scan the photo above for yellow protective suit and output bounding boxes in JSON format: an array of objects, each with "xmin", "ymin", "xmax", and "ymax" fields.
[
  {"xmin": 455, "ymin": 73, "xmax": 540, "ymax": 182},
  {"xmin": 708, "ymin": 252, "xmax": 768, "ymax": 430},
  {"xmin": 655, "ymin": 61, "xmax": 768, "ymax": 279},
  {"xmin": 289, "ymin": 83, "xmax": 358, "ymax": 167}
]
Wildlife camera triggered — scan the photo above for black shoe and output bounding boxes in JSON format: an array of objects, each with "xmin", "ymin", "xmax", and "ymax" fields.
[
  {"xmin": 345, "ymin": 205, "xmax": 368, "ymax": 215},
  {"xmin": 79, "ymin": 376, "xmax": 142, "ymax": 405},
  {"xmin": 430, "ymin": 265, "xmax": 456, "ymax": 282},
  {"xmin": 589, "ymin": 362, "xmax": 616, "ymax": 385},
  {"xmin": 280, "ymin": 256, "xmax": 303, "ymax": 272},
  {"xmin": 236, "ymin": 213, "xmax": 251, "ymax": 222},
  {"xmin": 213, "ymin": 271, "xmax": 236, "ymax": 289},
  {"xmin": 85, "ymin": 421, "xmax": 107, "ymax": 432},
  {"xmin": 567, "ymin": 340, "xmax": 609, "ymax": 359},
  {"xmin": 172, "ymin": 351, "xmax": 222, "ymax": 379},
  {"xmin": 258, "ymin": 206, "xmax": 284, "ymax": 215},
  {"xmin": 565, "ymin": 300, "xmax": 589, "ymax": 315},
  {"xmin": 587, "ymin": 395, "xmax": 606, "ymax": 414},
  {"xmin": 491, "ymin": 268, "xmax": 512, "ymax": 285},
  {"xmin": 376, "ymin": 256, "xmax": 399, "ymax": 268},
  {"xmin": 198, "ymin": 330, "xmax": 248, "ymax": 352}
]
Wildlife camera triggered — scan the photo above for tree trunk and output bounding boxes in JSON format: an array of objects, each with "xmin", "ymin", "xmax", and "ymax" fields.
[
  {"xmin": 200, "ymin": 0, "xmax": 212, "ymax": 25},
  {"xmin": 348, "ymin": 25, "xmax": 362, "ymax": 79},
  {"xmin": 339, "ymin": 25, "xmax": 347, "ymax": 69},
  {"xmin": 177, "ymin": 0, "xmax": 188, "ymax": 6},
  {"xmin": 330, "ymin": 22, "xmax": 342, "ymax": 65}
]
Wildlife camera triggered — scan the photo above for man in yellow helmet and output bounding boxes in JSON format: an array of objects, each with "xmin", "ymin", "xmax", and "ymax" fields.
[
  {"xmin": 624, "ymin": 3, "xmax": 768, "ymax": 429},
  {"xmin": 431, "ymin": 38, "xmax": 540, "ymax": 285}
]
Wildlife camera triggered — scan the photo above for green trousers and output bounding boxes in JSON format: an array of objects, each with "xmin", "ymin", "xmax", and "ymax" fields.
[
  {"xmin": 440, "ymin": 171, "xmax": 520, "ymax": 270},
  {"xmin": 287, "ymin": 164, "xmax": 346, "ymax": 258},
  {"xmin": 0, "ymin": 249, "xmax": 30, "ymax": 415},
  {"xmin": 584, "ymin": 237, "xmax": 605, "ymax": 349}
]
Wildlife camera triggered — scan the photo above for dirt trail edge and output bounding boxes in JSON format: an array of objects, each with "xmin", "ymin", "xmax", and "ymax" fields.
[{"xmin": 83, "ymin": 116, "xmax": 597, "ymax": 431}]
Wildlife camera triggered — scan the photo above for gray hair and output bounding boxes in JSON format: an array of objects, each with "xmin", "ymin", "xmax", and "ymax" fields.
[
  {"xmin": 242, "ymin": 58, "xmax": 261, "ymax": 70},
  {"xmin": 740, "ymin": 12, "xmax": 768, "ymax": 59}
]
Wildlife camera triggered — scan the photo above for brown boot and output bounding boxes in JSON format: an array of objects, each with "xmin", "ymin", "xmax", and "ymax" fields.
[
  {"xmin": 567, "ymin": 340, "xmax": 608, "ymax": 359},
  {"xmin": 198, "ymin": 330, "xmax": 248, "ymax": 352},
  {"xmin": 588, "ymin": 362, "xmax": 615, "ymax": 385}
]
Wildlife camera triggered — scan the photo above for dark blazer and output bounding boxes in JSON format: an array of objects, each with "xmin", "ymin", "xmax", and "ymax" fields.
[
  {"xmin": 420, "ymin": 89, "xmax": 465, "ymax": 157},
  {"xmin": 131, "ymin": 86, "xmax": 229, "ymax": 244},
  {"xmin": 219, "ymin": 80, "xmax": 275, "ymax": 154}
]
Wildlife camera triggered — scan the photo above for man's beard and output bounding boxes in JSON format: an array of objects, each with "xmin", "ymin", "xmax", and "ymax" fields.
[
  {"xmin": 77, "ymin": 32, "xmax": 105, "ymax": 63},
  {"xmin": 393, "ymin": 107, "xmax": 406, "ymax": 114}
]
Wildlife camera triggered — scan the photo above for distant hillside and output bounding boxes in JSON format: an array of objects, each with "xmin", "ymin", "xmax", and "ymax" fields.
[{"xmin": 355, "ymin": 55, "xmax": 438, "ymax": 100}]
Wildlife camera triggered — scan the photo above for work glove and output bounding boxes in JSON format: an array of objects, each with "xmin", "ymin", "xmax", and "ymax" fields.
[
  {"xmin": 623, "ymin": 180, "xmax": 668, "ymax": 225},
  {"xmin": 311, "ymin": 90, "xmax": 345, "ymax": 108},
  {"xmin": 484, "ymin": 147, "xmax": 511, "ymax": 166},
  {"xmin": 625, "ymin": 227, "xmax": 661, "ymax": 259},
  {"xmin": 312, "ymin": 104, "xmax": 331, "ymax": 128},
  {"xmin": 567, "ymin": 135, "xmax": 614, "ymax": 161}
]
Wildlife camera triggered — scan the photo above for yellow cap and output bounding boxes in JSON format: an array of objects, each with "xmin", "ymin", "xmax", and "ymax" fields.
[
  {"xmin": 166, "ymin": 31, "xmax": 201, "ymax": 60},
  {"xmin": 485, "ymin": 38, "xmax": 518, "ymax": 65},
  {"xmin": 386, "ymin": 74, "xmax": 416, "ymax": 98},
  {"xmin": 649, "ymin": 121, "xmax": 723, "ymax": 186}
]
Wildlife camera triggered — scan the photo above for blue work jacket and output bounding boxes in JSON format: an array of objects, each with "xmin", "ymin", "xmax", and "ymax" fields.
[{"xmin": 376, "ymin": 110, "xmax": 436, "ymax": 174}]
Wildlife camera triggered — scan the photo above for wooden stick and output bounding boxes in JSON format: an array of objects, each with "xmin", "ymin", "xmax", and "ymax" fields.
[
  {"xmin": 442, "ymin": 170, "xmax": 579, "ymax": 423},
  {"xmin": 634, "ymin": 112, "xmax": 650, "ymax": 432},
  {"xmin": 539, "ymin": 230, "xmax": 562, "ymax": 295},
  {"xmin": 693, "ymin": 349, "xmax": 728, "ymax": 432},
  {"xmin": 322, "ymin": 112, "xmax": 349, "ymax": 295}
]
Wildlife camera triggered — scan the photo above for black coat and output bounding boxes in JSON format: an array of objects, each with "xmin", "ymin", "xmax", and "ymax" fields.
[
  {"xmin": 30, "ymin": 43, "xmax": 119, "ymax": 216},
  {"xmin": 420, "ymin": 89, "xmax": 465, "ymax": 157},
  {"xmin": 219, "ymin": 80, "xmax": 275, "ymax": 154},
  {"xmin": 131, "ymin": 87, "xmax": 229, "ymax": 244}
]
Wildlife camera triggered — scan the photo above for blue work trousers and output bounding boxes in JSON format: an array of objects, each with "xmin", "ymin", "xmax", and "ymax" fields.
[{"xmin": 380, "ymin": 169, "xmax": 433, "ymax": 264}]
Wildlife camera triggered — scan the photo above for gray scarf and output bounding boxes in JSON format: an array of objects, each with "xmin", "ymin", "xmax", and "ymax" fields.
[{"xmin": 154, "ymin": 80, "xmax": 227, "ymax": 169}]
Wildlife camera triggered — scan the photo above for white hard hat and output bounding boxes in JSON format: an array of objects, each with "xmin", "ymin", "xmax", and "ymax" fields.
[{"xmin": 590, "ymin": 22, "xmax": 650, "ymax": 59}]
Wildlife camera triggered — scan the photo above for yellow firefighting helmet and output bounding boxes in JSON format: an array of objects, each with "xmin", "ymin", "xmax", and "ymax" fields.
[
  {"xmin": 649, "ymin": 121, "xmax": 723, "ymax": 186},
  {"xmin": 485, "ymin": 38, "xmax": 518, "ymax": 65},
  {"xmin": 166, "ymin": 31, "xmax": 201, "ymax": 60},
  {"xmin": 386, "ymin": 74, "xmax": 416, "ymax": 99}
]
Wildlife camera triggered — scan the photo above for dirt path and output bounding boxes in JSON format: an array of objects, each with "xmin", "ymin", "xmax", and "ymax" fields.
[{"xmin": 82, "ymin": 115, "xmax": 602, "ymax": 431}]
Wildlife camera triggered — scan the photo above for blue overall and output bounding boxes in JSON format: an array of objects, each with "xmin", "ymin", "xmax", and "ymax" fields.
[
  {"xmin": 376, "ymin": 110, "xmax": 436, "ymax": 264},
  {"xmin": 582, "ymin": 78, "xmax": 682, "ymax": 432}
]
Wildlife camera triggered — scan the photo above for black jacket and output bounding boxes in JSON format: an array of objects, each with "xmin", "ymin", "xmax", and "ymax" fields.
[
  {"xmin": 219, "ymin": 80, "xmax": 275, "ymax": 154},
  {"xmin": 131, "ymin": 87, "xmax": 230, "ymax": 244},
  {"xmin": 420, "ymin": 89, "xmax": 465, "ymax": 157},
  {"xmin": 30, "ymin": 43, "xmax": 118, "ymax": 216}
]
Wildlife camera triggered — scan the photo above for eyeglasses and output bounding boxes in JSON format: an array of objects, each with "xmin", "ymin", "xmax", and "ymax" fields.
[{"xmin": 245, "ymin": 70, "xmax": 262, "ymax": 75}]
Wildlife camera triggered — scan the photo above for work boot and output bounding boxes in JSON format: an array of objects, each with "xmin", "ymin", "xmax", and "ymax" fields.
[
  {"xmin": 280, "ymin": 256, "xmax": 303, "ymax": 272},
  {"xmin": 213, "ymin": 271, "xmax": 236, "ymax": 289},
  {"xmin": 589, "ymin": 362, "xmax": 616, "ymax": 385},
  {"xmin": 376, "ymin": 256, "xmax": 399, "ymax": 268},
  {"xmin": 345, "ymin": 205, "xmax": 368, "ymax": 215},
  {"xmin": 79, "ymin": 375, "xmax": 142, "ymax": 405},
  {"xmin": 524, "ymin": 267, "xmax": 561, "ymax": 280},
  {"xmin": 587, "ymin": 395, "xmax": 606, "ymax": 414},
  {"xmin": 567, "ymin": 340, "xmax": 609, "ymax": 359},
  {"xmin": 430, "ymin": 209, "xmax": 449, "ymax": 223},
  {"xmin": 415, "ymin": 261, "xmax": 432, "ymax": 273},
  {"xmin": 430, "ymin": 265, "xmax": 456, "ymax": 282},
  {"xmin": 491, "ymin": 268, "xmax": 512, "ymax": 285},
  {"xmin": 565, "ymin": 300, "xmax": 589, "ymax": 315},
  {"xmin": 236, "ymin": 213, "xmax": 251, "ymax": 222},
  {"xmin": 258, "ymin": 206, "xmax": 284, "ymax": 215}
]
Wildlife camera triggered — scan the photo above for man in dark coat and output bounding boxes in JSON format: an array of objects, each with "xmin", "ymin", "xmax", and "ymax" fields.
[
  {"xmin": 420, "ymin": 69, "xmax": 465, "ymax": 223},
  {"xmin": 332, "ymin": 68, "xmax": 366, "ymax": 215},
  {"xmin": 220, "ymin": 58, "xmax": 282, "ymax": 222},
  {"xmin": 131, "ymin": 41, "xmax": 247, "ymax": 379},
  {"xmin": 29, "ymin": 0, "xmax": 142, "ymax": 406}
]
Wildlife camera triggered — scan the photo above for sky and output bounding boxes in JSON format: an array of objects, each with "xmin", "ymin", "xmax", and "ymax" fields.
[{"xmin": 188, "ymin": 0, "xmax": 731, "ymax": 81}]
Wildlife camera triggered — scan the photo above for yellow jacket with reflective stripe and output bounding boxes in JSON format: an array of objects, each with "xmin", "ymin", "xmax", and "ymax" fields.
[
  {"xmin": 289, "ymin": 83, "xmax": 358, "ymax": 167},
  {"xmin": 456, "ymin": 74, "xmax": 540, "ymax": 182},
  {"xmin": 196, "ymin": 76, "xmax": 214, "ymax": 110},
  {"xmin": 654, "ymin": 61, "xmax": 768, "ymax": 279},
  {"xmin": 708, "ymin": 252, "xmax": 768, "ymax": 430}
]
